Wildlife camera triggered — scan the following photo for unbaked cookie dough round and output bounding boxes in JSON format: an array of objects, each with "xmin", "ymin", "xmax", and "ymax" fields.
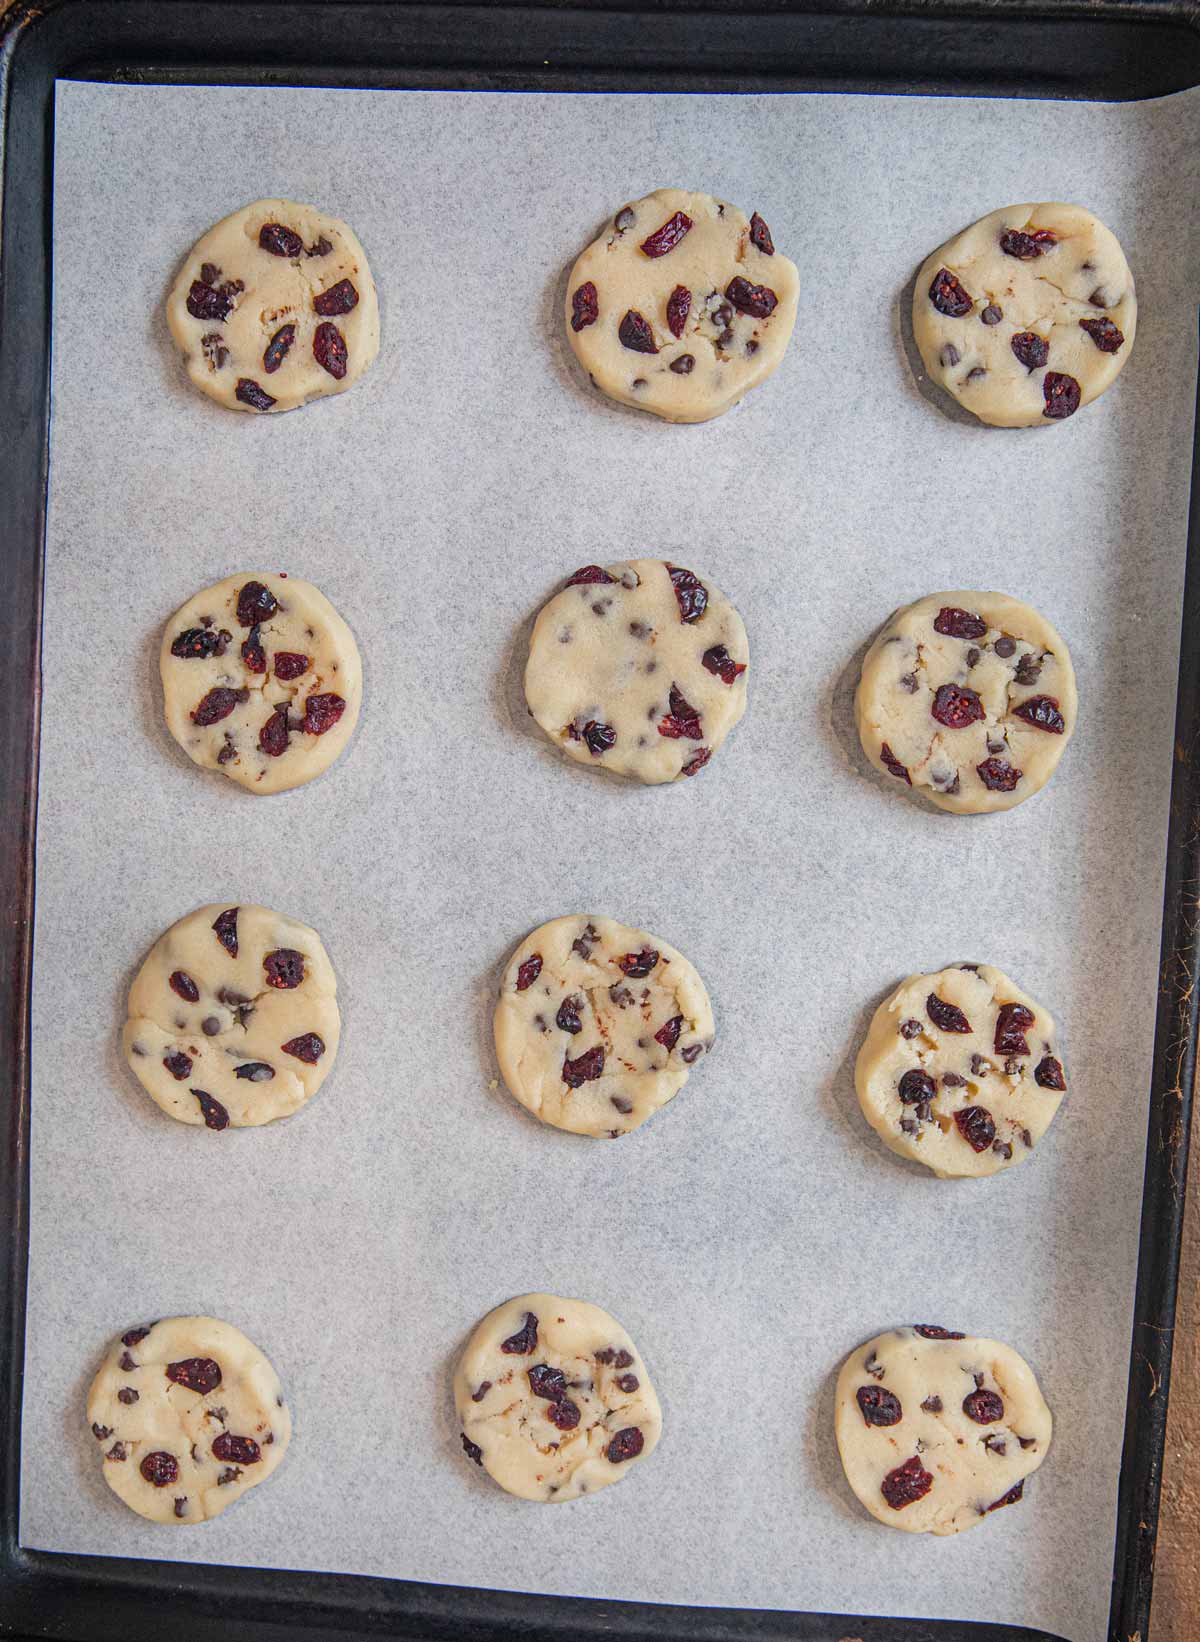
[
  {"xmin": 913, "ymin": 202, "xmax": 1135, "ymax": 426},
  {"xmin": 160, "ymin": 571, "xmax": 362, "ymax": 794},
  {"xmin": 123, "ymin": 902, "xmax": 340, "ymax": 1129},
  {"xmin": 855, "ymin": 963, "xmax": 1067, "ymax": 1178},
  {"xmin": 835, "ymin": 1325, "xmax": 1052, "ymax": 1535},
  {"xmin": 86, "ymin": 1315, "xmax": 291, "ymax": 1524},
  {"xmin": 455, "ymin": 1293, "xmax": 662, "ymax": 1502},
  {"xmin": 167, "ymin": 198, "xmax": 380, "ymax": 413},
  {"xmin": 525, "ymin": 559, "xmax": 749, "ymax": 785},
  {"xmin": 565, "ymin": 189, "xmax": 799, "ymax": 423},
  {"xmin": 494, "ymin": 914, "xmax": 715, "ymax": 1138},
  {"xmin": 855, "ymin": 591, "xmax": 1076, "ymax": 814}
]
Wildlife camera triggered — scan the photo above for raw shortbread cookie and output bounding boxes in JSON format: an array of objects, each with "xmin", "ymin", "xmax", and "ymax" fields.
[
  {"xmin": 160, "ymin": 571, "xmax": 362, "ymax": 794},
  {"xmin": 494, "ymin": 914, "xmax": 715, "ymax": 1137},
  {"xmin": 835, "ymin": 1325, "xmax": 1052, "ymax": 1535},
  {"xmin": 86, "ymin": 1315, "xmax": 291, "ymax": 1524},
  {"xmin": 167, "ymin": 198, "xmax": 380, "ymax": 413},
  {"xmin": 855, "ymin": 964, "xmax": 1067, "ymax": 1178},
  {"xmin": 855, "ymin": 591, "xmax": 1076, "ymax": 814},
  {"xmin": 913, "ymin": 202, "xmax": 1135, "ymax": 426},
  {"xmin": 123, "ymin": 902, "xmax": 340, "ymax": 1129},
  {"xmin": 565, "ymin": 189, "xmax": 799, "ymax": 422},
  {"xmin": 455, "ymin": 1293, "xmax": 662, "ymax": 1502},
  {"xmin": 525, "ymin": 559, "xmax": 749, "ymax": 784}
]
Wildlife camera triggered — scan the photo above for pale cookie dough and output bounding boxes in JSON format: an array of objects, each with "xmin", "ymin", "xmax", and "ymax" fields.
[
  {"xmin": 855, "ymin": 591, "xmax": 1076, "ymax": 814},
  {"xmin": 525, "ymin": 558, "xmax": 749, "ymax": 785},
  {"xmin": 123, "ymin": 902, "xmax": 340, "ymax": 1129},
  {"xmin": 565, "ymin": 188, "xmax": 799, "ymax": 423},
  {"xmin": 855, "ymin": 964, "xmax": 1067, "ymax": 1178},
  {"xmin": 494, "ymin": 914, "xmax": 715, "ymax": 1137},
  {"xmin": 835, "ymin": 1325, "xmax": 1052, "ymax": 1535},
  {"xmin": 455, "ymin": 1293, "xmax": 662, "ymax": 1502},
  {"xmin": 86, "ymin": 1315, "xmax": 291, "ymax": 1524},
  {"xmin": 913, "ymin": 202, "xmax": 1135, "ymax": 426},
  {"xmin": 167, "ymin": 199, "xmax": 380, "ymax": 413},
  {"xmin": 160, "ymin": 571, "xmax": 362, "ymax": 794}
]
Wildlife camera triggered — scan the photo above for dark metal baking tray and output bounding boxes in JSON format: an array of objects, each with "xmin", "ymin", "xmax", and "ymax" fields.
[{"xmin": 2, "ymin": 3, "xmax": 1199, "ymax": 1638}]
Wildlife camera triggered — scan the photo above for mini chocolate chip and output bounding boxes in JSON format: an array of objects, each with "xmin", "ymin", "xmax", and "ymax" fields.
[
  {"xmin": 118, "ymin": 1387, "xmax": 139, "ymax": 1405},
  {"xmin": 202, "ymin": 1016, "xmax": 221, "ymax": 1036},
  {"xmin": 981, "ymin": 303, "xmax": 1003, "ymax": 325},
  {"xmin": 669, "ymin": 354, "xmax": 695, "ymax": 374},
  {"xmin": 899, "ymin": 1019, "xmax": 922, "ymax": 1039},
  {"xmin": 939, "ymin": 343, "xmax": 960, "ymax": 367},
  {"xmin": 966, "ymin": 647, "xmax": 980, "ymax": 666}
]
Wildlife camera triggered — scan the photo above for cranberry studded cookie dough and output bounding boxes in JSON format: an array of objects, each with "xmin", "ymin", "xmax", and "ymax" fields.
[
  {"xmin": 914, "ymin": 203, "xmax": 1135, "ymax": 426},
  {"xmin": 86, "ymin": 1315, "xmax": 291, "ymax": 1524},
  {"xmin": 525, "ymin": 559, "xmax": 749, "ymax": 784},
  {"xmin": 835, "ymin": 1326, "xmax": 1052, "ymax": 1535},
  {"xmin": 494, "ymin": 915, "xmax": 716, "ymax": 1138},
  {"xmin": 855, "ymin": 592, "xmax": 1076, "ymax": 813},
  {"xmin": 123, "ymin": 903, "xmax": 340, "ymax": 1130},
  {"xmin": 565, "ymin": 189, "xmax": 799, "ymax": 422},
  {"xmin": 454, "ymin": 1294, "xmax": 661, "ymax": 1502},
  {"xmin": 160, "ymin": 572, "xmax": 362, "ymax": 794},
  {"xmin": 855, "ymin": 964, "xmax": 1067, "ymax": 1179},
  {"xmin": 167, "ymin": 199, "xmax": 380, "ymax": 413}
]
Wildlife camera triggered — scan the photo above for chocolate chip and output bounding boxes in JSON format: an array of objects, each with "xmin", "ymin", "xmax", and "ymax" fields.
[
  {"xmin": 994, "ymin": 636, "xmax": 1016, "ymax": 658},
  {"xmin": 921, "ymin": 1395, "xmax": 943, "ymax": 1414},
  {"xmin": 981, "ymin": 304, "xmax": 1002, "ymax": 325},
  {"xmin": 669, "ymin": 354, "xmax": 695, "ymax": 375},
  {"xmin": 899, "ymin": 1019, "xmax": 922, "ymax": 1039},
  {"xmin": 471, "ymin": 1381, "xmax": 492, "ymax": 1402},
  {"xmin": 939, "ymin": 344, "xmax": 960, "ymax": 368}
]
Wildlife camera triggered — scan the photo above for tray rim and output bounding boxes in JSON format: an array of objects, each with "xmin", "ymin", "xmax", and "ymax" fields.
[{"xmin": 2, "ymin": 3, "xmax": 1199, "ymax": 1640}]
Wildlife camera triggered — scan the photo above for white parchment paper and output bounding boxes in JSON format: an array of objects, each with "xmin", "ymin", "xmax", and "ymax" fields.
[{"xmin": 20, "ymin": 79, "xmax": 1200, "ymax": 1640}]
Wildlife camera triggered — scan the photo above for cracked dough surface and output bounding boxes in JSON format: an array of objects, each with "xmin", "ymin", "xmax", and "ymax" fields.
[
  {"xmin": 86, "ymin": 1315, "xmax": 291, "ymax": 1524},
  {"xmin": 493, "ymin": 914, "xmax": 715, "ymax": 1137},
  {"xmin": 855, "ymin": 590, "xmax": 1076, "ymax": 814},
  {"xmin": 160, "ymin": 571, "xmax": 362, "ymax": 794},
  {"xmin": 455, "ymin": 1293, "xmax": 661, "ymax": 1502},
  {"xmin": 123, "ymin": 902, "xmax": 340, "ymax": 1129},
  {"xmin": 166, "ymin": 198, "xmax": 380, "ymax": 413},
  {"xmin": 835, "ymin": 1326, "xmax": 1052, "ymax": 1535},
  {"xmin": 855, "ymin": 963, "xmax": 1067, "ymax": 1178},
  {"xmin": 565, "ymin": 188, "xmax": 799, "ymax": 423},
  {"xmin": 913, "ymin": 202, "xmax": 1135, "ymax": 427},
  {"xmin": 525, "ymin": 558, "xmax": 749, "ymax": 785}
]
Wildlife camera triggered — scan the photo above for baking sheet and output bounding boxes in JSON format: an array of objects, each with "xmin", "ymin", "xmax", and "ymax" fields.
[{"xmin": 19, "ymin": 78, "xmax": 1200, "ymax": 1640}]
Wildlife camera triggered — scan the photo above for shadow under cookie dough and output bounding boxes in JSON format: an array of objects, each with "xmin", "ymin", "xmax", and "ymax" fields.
[{"xmin": 897, "ymin": 263, "xmax": 983, "ymax": 430}]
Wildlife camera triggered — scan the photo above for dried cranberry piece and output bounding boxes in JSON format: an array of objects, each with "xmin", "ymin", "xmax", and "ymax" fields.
[
  {"xmin": 140, "ymin": 1451, "xmax": 179, "ymax": 1487},
  {"xmin": 169, "ymin": 970, "xmax": 199, "ymax": 1003},
  {"xmin": 259, "ymin": 222, "xmax": 303, "ymax": 257},
  {"xmin": 994, "ymin": 1002, "xmax": 1034, "ymax": 1056},
  {"xmin": 187, "ymin": 280, "xmax": 235, "ymax": 322},
  {"xmin": 879, "ymin": 743, "xmax": 911, "ymax": 785},
  {"xmin": 963, "ymin": 1388, "xmax": 1005, "ymax": 1424},
  {"xmin": 617, "ymin": 948, "xmax": 659, "ymax": 978},
  {"xmin": 92, "ymin": 1423, "xmax": 112, "ymax": 1440},
  {"xmin": 606, "ymin": 1427, "xmax": 644, "ymax": 1464},
  {"xmin": 281, "ymin": 1032, "xmax": 324, "ymax": 1063},
  {"xmin": 461, "ymin": 1433, "xmax": 483, "ymax": 1465},
  {"xmin": 931, "ymin": 683, "xmax": 984, "ymax": 729},
  {"xmin": 582, "ymin": 720, "xmax": 616, "ymax": 757},
  {"xmin": 725, "ymin": 276, "xmax": 777, "ymax": 318},
  {"xmin": 977, "ymin": 757, "xmax": 1022, "ymax": 792},
  {"xmin": 856, "ymin": 1385, "xmax": 902, "ymax": 1426},
  {"xmin": 914, "ymin": 1324, "xmax": 964, "ymax": 1340},
  {"xmin": 264, "ymin": 948, "xmax": 304, "ymax": 989},
  {"xmin": 880, "ymin": 1455, "xmax": 933, "ymax": 1510},
  {"xmin": 314, "ymin": 278, "xmax": 359, "ymax": 316},
  {"xmin": 618, "ymin": 310, "xmax": 658, "ymax": 353},
  {"xmin": 899, "ymin": 1019, "xmax": 922, "ymax": 1040},
  {"xmin": 654, "ymin": 1015, "xmax": 683, "ymax": 1051},
  {"xmin": 933, "ymin": 607, "xmax": 987, "ymax": 640},
  {"xmin": 236, "ymin": 584, "xmax": 276, "ymax": 629},
  {"xmin": 928, "ymin": 268, "xmax": 973, "ymax": 317},
  {"xmin": 500, "ymin": 1312, "xmax": 539, "ymax": 1354},
  {"xmin": 1000, "ymin": 227, "xmax": 1056, "ymax": 259},
  {"xmin": 171, "ymin": 627, "xmax": 228, "ymax": 660},
  {"xmin": 563, "ymin": 1045, "xmax": 605, "ymax": 1087},
  {"xmin": 313, "ymin": 322, "xmax": 348, "ymax": 379},
  {"xmin": 565, "ymin": 564, "xmax": 614, "ymax": 586},
  {"xmin": 640, "ymin": 211, "xmax": 693, "ymax": 258},
  {"xmin": 211, "ymin": 907, "xmax": 238, "ymax": 957},
  {"xmin": 163, "ymin": 1051, "xmax": 193, "ymax": 1081},
  {"xmin": 1080, "ymin": 316, "xmax": 1124, "ymax": 353},
  {"xmin": 702, "ymin": 644, "xmax": 746, "ymax": 685},
  {"xmin": 241, "ymin": 625, "xmax": 267, "ymax": 673},
  {"xmin": 1010, "ymin": 330, "xmax": 1049, "ymax": 372},
  {"xmin": 516, "ymin": 954, "xmax": 543, "ymax": 991},
  {"xmin": 571, "ymin": 281, "xmax": 599, "ymax": 331},
  {"xmin": 303, "ymin": 693, "xmax": 347, "ymax": 735},
  {"xmin": 528, "ymin": 1364, "xmax": 568, "ymax": 1401},
  {"xmin": 667, "ymin": 563, "xmax": 707, "ymax": 623},
  {"xmin": 259, "ymin": 707, "xmax": 290, "ymax": 757},
  {"xmin": 235, "ymin": 378, "xmax": 276, "ymax": 411},
  {"xmin": 926, "ymin": 993, "xmax": 971, "ymax": 1034},
  {"xmin": 681, "ymin": 747, "xmax": 711, "ymax": 777},
  {"xmin": 122, "ymin": 1326, "xmax": 150, "ymax": 1347},
  {"xmin": 988, "ymin": 1480, "xmax": 1025, "ymax": 1512},
  {"xmin": 106, "ymin": 1442, "xmax": 128, "ymax": 1461},
  {"xmin": 1043, "ymin": 371, "xmax": 1081, "ymax": 419},
  {"xmin": 190, "ymin": 1089, "xmax": 229, "ymax": 1130},
  {"xmin": 166, "ymin": 1356, "xmax": 222, "ymax": 1394},
  {"xmin": 953, "ymin": 1105, "xmax": 996, "ymax": 1152},
  {"xmin": 658, "ymin": 684, "xmax": 703, "ymax": 740},
  {"xmin": 191, "ymin": 687, "xmax": 245, "ymax": 726},
  {"xmin": 1013, "ymin": 694, "xmax": 1065, "ymax": 734},
  {"xmin": 1035, "ymin": 1055, "xmax": 1066, "ymax": 1091},
  {"xmin": 556, "ymin": 995, "xmax": 583, "ymax": 1034},
  {"xmin": 749, "ymin": 212, "xmax": 774, "ymax": 255},
  {"xmin": 898, "ymin": 1069, "xmax": 936, "ymax": 1105},
  {"xmin": 548, "ymin": 1398, "xmax": 581, "ymax": 1430},
  {"xmin": 263, "ymin": 323, "xmax": 296, "ymax": 374},
  {"xmin": 273, "ymin": 651, "xmax": 309, "ymax": 680},
  {"xmin": 212, "ymin": 1432, "xmax": 262, "ymax": 1465},
  {"xmin": 665, "ymin": 284, "xmax": 692, "ymax": 340}
]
